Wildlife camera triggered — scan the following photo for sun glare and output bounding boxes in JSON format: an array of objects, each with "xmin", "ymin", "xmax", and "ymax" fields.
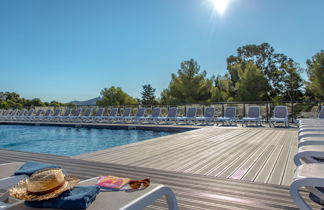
[{"xmin": 210, "ymin": 0, "xmax": 230, "ymax": 15}]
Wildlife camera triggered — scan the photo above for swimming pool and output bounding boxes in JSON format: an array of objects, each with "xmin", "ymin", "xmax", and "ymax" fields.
[{"xmin": 0, "ymin": 125, "xmax": 173, "ymax": 156}]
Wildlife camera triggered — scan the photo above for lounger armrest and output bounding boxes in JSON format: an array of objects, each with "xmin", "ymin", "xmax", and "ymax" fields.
[
  {"xmin": 122, "ymin": 185, "xmax": 178, "ymax": 210},
  {"xmin": 290, "ymin": 164, "xmax": 324, "ymax": 209},
  {"xmin": 294, "ymin": 146, "xmax": 324, "ymax": 166}
]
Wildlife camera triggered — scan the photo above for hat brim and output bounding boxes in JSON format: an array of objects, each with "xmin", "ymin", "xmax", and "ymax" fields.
[{"xmin": 9, "ymin": 176, "xmax": 80, "ymax": 201}]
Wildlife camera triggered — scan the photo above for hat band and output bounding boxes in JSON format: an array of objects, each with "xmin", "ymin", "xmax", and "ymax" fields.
[{"xmin": 27, "ymin": 181, "xmax": 65, "ymax": 196}]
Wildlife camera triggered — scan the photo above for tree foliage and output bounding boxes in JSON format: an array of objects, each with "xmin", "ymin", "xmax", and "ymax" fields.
[
  {"xmin": 160, "ymin": 59, "xmax": 213, "ymax": 104},
  {"xmin": 235, "ymin": 62, "xmax": 267, "ymax": 101},
  {"xmin": 96, "ymin": 86, "xmax": 137, "ymax": 106},
  {"xmin": 306, "ymin": 50, "xmax": 324, "ymax": 100},
  {"xmin": 141, "ymin": 84, "xmax": 157, "ymax": 105}
]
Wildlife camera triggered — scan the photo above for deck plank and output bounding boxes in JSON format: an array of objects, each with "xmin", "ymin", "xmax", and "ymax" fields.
[{"xmin": 0, "ymin": 149, "xmax": 321, "ymax": 209}]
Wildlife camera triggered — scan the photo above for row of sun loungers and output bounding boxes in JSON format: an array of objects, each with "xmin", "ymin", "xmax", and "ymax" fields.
[
  {"xmin": 0, "ymin": 106, "xmax": 323, "ymax": 126},
  {"xmin": 290, "ymin": 117, "xmax": 324, "ymax": 209}
]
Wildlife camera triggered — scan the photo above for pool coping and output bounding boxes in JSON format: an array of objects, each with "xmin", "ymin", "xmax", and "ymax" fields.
[{"xmin": 0, "ymin": 121, "xmax": 200, "ymax": 132}]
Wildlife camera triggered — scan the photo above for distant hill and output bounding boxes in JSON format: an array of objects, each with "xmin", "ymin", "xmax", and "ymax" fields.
[{"xmin": 70, "ymin": 97, "xmax": 101, "ymax": 106}]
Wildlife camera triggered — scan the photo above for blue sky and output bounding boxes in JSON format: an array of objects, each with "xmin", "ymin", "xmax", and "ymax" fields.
[{"xmin": 0, "ymin": 0, "xmax": 323, "ymax": 102}]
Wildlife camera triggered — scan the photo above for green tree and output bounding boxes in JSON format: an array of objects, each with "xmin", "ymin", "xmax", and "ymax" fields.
[
  {"xmin": 96, "ymin": 86, "xmax": 137, "ymax": 106},
  {"xmin": 306, "ymin": 50, "xmax": 324, "ymax": 100},
  {"xmin": 227, "ymin": 43, "xmax": 299, "ymax": 100},
  {"xmin": 281, "ymin": 60, "xmax": 304, "ymax": 101},
  {"xmin": 211, "ymin": 75, "xmax": 233, "ymax": 102},
  {"xmin": 235, "ymin": 62, "xmax": 267, "ymax": 101},
  {"xmin": 141, "ymin": 84, "xmax": 157, "ymax": 105},
  {"xmin": 161, "ymin": 59, "xmax": 213, "ymax": 104}
]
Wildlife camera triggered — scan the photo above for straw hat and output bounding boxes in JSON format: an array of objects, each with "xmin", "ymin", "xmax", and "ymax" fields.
[{"xmin": 9, "ymin": 168, "xmax": 80, "ymax": 201}]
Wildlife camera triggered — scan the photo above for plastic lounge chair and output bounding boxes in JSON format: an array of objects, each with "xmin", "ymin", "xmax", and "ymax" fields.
[
  {"xmin": 119, "ymin": 108, "xmax": 132, "ymax": 123},
  {"xmin": 57, "ymin": 108, "xmax": 71, "ymax": 122},
  {"xmin": 0, "ymin": 162, "xmax": 179, "ymax": 210},
  {"xmin": 106, "ymin": 108, "xmax": 119, "ymax": 122},
  {"xmin": 5, "ymin": 110, "xmax": 18, "ymax": 121},
  {"xmin": 176, "ymin": 107, "xmax": 197, "ymax": 124},
  {"xmin": 158, "ymin": 107, "xmax": 178, "ymax": 124},
  {"xmin": 290, "ymin": 163, "xmax": 324, "ymax": 209},
  {"xmin": 48, "ymin": 109, "xmax": 61, "ymax": 121},
  {"xmin": 127, "ymin": 108, "xmax": 146, "ymax": 123},
  {"xmin": 80, "ymin": 108, "xmax": 93, "ymax": 122},
  {"xmin": 22, "ymin": 109, "xmax": 34, "ymax": 121},
  {"xmin": 39, "ymin": 109, "xmax": 52, "ymax": 121},
  {"xmin": 269, "ymin": 106, "xmax": 289, "ymax": 127},
  {"xmin": 294, "ymin": 145, "xmax": 324, "ymax": 166},
  {"xmin": 30, "ymin": 110, "xmax": 43, "ymax": 121},
  {"xmin": 318, "ymin": 107, "xmax": 324, "ymax": 119},
  {"xmin": 143, "ymin": 107, "xmax": 161, "ymax": 124},
  {"xmin": 67, "ymin": 109, "xmax": 82, "ymax": 122},
  {"xmin": 242, "ymin": 106, "xmax": 261, "ymax": 127},
  {"xmin": 91, "ymin": 108, "xmax": 105, "ymax": 123},
  {"xmin": 13, "ymin": 109, "xmax": 27, "ymax": 121},
  {"xmin": 217, "ymin": 107, "xmax": 237, "ymax": 126},
  {"xmin": 195, "ymin": 107, "xmax": 215, "ymax": 125}
]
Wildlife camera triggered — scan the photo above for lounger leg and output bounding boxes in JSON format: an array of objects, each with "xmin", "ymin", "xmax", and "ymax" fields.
[{"xmin": 290, "ymin": 180, "xmax": 311, "ymax": 209}]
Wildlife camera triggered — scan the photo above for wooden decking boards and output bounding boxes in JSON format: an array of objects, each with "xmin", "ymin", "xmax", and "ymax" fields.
[
  {"xmin": 0, "ymin": 149, "xmax": 320, "ymax": 209},
  {"xmin": 75, "ymin": 126, "xmax": 298, "ymax": 186}
]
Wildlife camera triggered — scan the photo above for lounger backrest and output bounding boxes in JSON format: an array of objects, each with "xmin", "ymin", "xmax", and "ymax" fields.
[
  {"xmin": 62, "ymin": 109, "xmax": 71, "ymax": 117},
  {"xmin": 247, "ymin": 106, "xmax": 260, "ymax": 118},
  {"xmin": 167, "ymin": 107, "xmax": 178, "ymax": 118},
  {"xmin": 43, "ymin": 109, "xmax": 52, "ymax": 117},
  {"xmin": 95, "ymin": 108, "xmax": 104, "ymax": 116},
  {"xmin": 122, "ymin": 108, "xmax": 132, "ymax": 117},
  {"xmin": 136, "ymin": 108, "xmax": 146, "ymax": 117},
  {"xmin": 34, "ymin": 110, "xmax": 42, "ymax": 116},
  {"xmin": 52, "ymin": 109, "xmax": 61, "ymax": 116},
  {"xmin": 11, "ymin": 110, "xmax": 19, "ymax": 116},
  {"xmin": 151, "ymin": 107, "xmax": 161, "ymax": 118},
  {"xmin": 109, "ymin": 108, "xmax": 118, "ymax": 117},
  {"xmin": 224, "ymin": 107, "xmax": 236, "ymax": 118},
  {"xmin": 26, "ymin": 109, "xmax": 34, "ymax": 116},
  {"xmin": 186, "ymin": 107, "xmax": 197, "ymax": 118},
  {"xmin": 319, "ymin": 106, "xmax": 324, "ymax": 119},
  {"xmin": 73, "ymin": 109, "xmax": 82, "ymax": 116},
  {"xmin": 83, "ymin": 108, "xmax": 92, "ymax": 116},
  {"xmin": 274, "ymin": 106, "xmax": 288, "ymax": 118},
  {"xmin": 204, "ymin": 107, "xmax": 215, "ymax": 118},
  {"xmin": 19, "ymin": 109, "xmax": 27, "ymax": 116}
]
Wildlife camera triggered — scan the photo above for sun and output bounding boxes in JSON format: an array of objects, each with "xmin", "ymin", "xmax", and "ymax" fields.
[{"xmin": 210, "ymin": 0, "xmax": 230, "ymax": 15}]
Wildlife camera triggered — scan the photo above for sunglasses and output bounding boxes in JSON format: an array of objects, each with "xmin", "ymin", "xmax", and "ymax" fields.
[{"xmin": 128, "ymin": 178, "xmax": 150, "ymax": 190}]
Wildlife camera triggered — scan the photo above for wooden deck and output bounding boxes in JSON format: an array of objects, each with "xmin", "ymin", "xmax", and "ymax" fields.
[
  {"xmin": 75, "ymin": 126, "xmax": 298, "ymax": 186},
  {"xmin": 0, "ymin": 149, "xmax": 320, "ymax": 209}
]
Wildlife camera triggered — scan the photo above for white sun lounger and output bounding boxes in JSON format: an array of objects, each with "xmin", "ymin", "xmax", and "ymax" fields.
[
  {"xmin": 38, "ymin": 109, "xmax": 52, "ymax": 121},
  {"xmin": 217, "ymin": 107, "xmax": 237, "ymax": 126},
  {"xmin": 119, "ymin": 108, "xmax": 132, "ymax": 123},
  {"xmin": 294, "ymin": 145, "xmax": 324, "ymax": 166},
  {"xmin": 143, "ymin": 107, "xmax": 161, "ymax": 124},
  {"xmin": 125, "ymin": 108, "xmax": 146, "ymax": 123},
  {"xmin": 0, "ymin": 162, "xmax": 179, "ymax": 210},
  {"xmin": 195, "ymin": 107, "xmax": 215, "ymax": 124},
  {"xmin": 105, "ymin": 108, "xmax": 119, "ymax": 122},
  {"xmin": 290, "ymin": 163, "xmax": 324, "ymax": 209},
  {"xmin": 22, "ymin": 109, "xmax": 34, "ymax": 121},
  {"xmin": 176, "ymin": 107, "xmax": 197, "ymax": 124},
  {"xmin": 67, "ymin": 109, "xmax": 82, "ymax": 122},
  {"xmin": 318, "ymin": 107, "xmax": 324, "ymax": 119},
  {"xmin": 157, "ymin": 107, "xmax": 178, "ymax": 124},
  {"xmin": 91, "ymin": 108, "xmax": 105, "ymax": 122},
  {"xmin": 48, "ymin": 109, "xmax": 61, "ymax": 121},
  {"xmin": 29, "ymin": 110, "xmax": 42, "ymax": 121},
  {"xmin": 13, "ymin": 109, "xmax": 27, "ymax": 121},
  {"xmin": 269, "ymin": 106, "xmax": 289, "ymax": 127},
  {"xmin": 80, "ymin": 108, "xmax": 93, "ymax": 122},
  {"xmin": 57, "ymin": 108, "xmax": 72, "ymax": 122},
  {"xmin": 242, "ymin": 106, "xmax": 261, "ymax": 127}
]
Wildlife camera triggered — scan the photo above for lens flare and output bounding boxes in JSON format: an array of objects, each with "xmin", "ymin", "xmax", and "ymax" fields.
[{"xmin": 210, "ymin": 0, "xmax": 230, "ymax": 15}]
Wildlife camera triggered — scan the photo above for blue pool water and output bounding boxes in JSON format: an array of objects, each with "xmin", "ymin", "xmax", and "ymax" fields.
[{"xmin": 0, "ymin": 125, "xmax": 173, "ymax": 156}]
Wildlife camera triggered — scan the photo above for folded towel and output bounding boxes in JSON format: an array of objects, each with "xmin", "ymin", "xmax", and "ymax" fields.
[
  {"xmin": 14, "ymin": 161, "xmax": 64, "ymax": 176},
  {"xmin": 25, "ymin": 186, "xmax": 100, "ymax": 209}
]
